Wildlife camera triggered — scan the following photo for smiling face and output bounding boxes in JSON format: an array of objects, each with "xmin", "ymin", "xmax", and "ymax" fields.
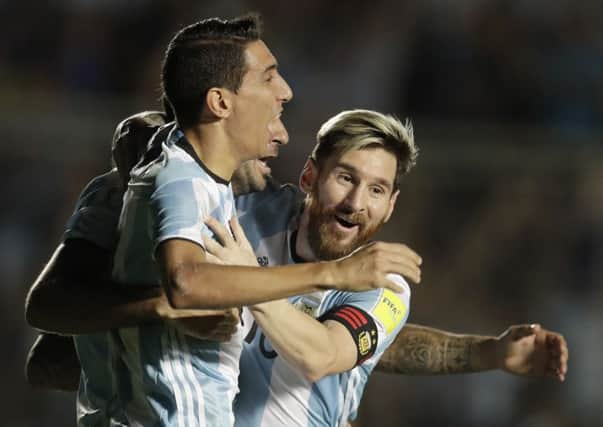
[
  {"xmin": 227, "ymin": 40, "xmax": 292, "ymax": 163},
  {"xmin": 302, "ymin": 146, "xmax": 399, "ymax": 260}
]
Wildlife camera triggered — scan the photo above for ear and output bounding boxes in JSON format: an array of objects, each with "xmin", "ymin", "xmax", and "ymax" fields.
[
  {"xmin": 299, "ymin": 158, "xmax": 318, "ymax": 194},
  {"xmin": 205, "ymin": 88, "xmax": 233, "ymax": 119},
  {"xmin": 383, "ymin": 189, "xmax": 399, "ymax": 223}
]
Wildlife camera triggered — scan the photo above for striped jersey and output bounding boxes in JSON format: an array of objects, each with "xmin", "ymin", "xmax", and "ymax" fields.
[
  {"xmin": 62, "ymin": 169, "xmax": 128, "ymax": 426},
  {"xmin": 109, "ymin": 124, "xmax": 243, "ymax": 427},
  {"xmin": 234, "ymin": 184, "xmax": 411, "ymax": 427}
]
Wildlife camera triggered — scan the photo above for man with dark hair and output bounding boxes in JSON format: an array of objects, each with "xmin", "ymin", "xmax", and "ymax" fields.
[
  {"xmin": 101, "ymin": 14, "xmax": 418, "ymax": 426},
  {"xmin": 161, "ymin": 14, "xmax": 262, "ymax": 129}
]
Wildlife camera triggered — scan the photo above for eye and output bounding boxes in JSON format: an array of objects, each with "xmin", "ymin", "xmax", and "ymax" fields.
[
  {"xmin": 370, "ymin": 186, "xmax": 386, "ymax": 197},
  {"xmin": 337, "ymin": 173, "xmax": 353, "ymax": 184}
]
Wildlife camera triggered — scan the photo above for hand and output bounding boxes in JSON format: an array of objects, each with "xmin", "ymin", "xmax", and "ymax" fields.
[
  {"xmin": 154, "ymin": 291, "xmax": 240, "ymax": 342},
  {"xmin": 331, "ymin": 241, "xmax": 422, "ymax": 293},
  {"xmin": 203, "ymin": 216, "xmax": 259, "ymax": 267},
  {"xmin": 169, "ymin": 308, "xmax": 240, "ymax": 342},
  {"xmin": 497, "ymin": 324, "xmax": 568, "ymax": 381}
]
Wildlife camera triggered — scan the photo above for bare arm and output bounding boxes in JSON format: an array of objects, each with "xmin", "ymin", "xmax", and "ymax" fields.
[
  {"xmin": 25, "ymin": 238, "xmax": 238, "ymax": 336},
  {"xmin": 25, "ymin": 239, "xmax": 171, "ymax": 335},
  {"xmin": 250, "ymin": 301, "xmax": 357, "ymax": 382},
  {"xmin": 157, "ymin": 236, "xmax": 412, "ymax": 310},
  {"xmin": 376, "ymin": 324, "xmax": 490, "ymax": 375},
  {"xmin": 202, "ymin": 217, "xmax": 412, "ymax": 382},
  {"xmin": 25, "ymin": 333, "xmax": 80, "ymax": 391},
  {"xmin": 24, "ymin": 237, "xmax": 240, "ymax": 392},
  {"xmin": 376, "ymin": 323, "xmax": 568, "ymax": 381}
]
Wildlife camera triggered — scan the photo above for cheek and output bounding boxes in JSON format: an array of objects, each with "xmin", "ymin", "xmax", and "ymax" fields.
[
  {"xmin": 319, "ymin": 184, "xmax": 347, "ymax": 207},
  {"xmin": 367, "ymin": 200, "xmax": 390, "ymax": 221}
]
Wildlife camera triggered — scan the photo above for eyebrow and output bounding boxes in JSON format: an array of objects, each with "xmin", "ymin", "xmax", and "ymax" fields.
[
  {"xmin": 334, "ymin": 162, "xmax": 394, "ymax": 191},
  {"xmin": 263, "ymin": 63, "xmax": 278, "ymax": 73}
]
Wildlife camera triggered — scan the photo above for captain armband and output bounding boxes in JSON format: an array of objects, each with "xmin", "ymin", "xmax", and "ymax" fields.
[{"xmin": 319, "ymin": 305, "xmax": 378, "ymax": 366}]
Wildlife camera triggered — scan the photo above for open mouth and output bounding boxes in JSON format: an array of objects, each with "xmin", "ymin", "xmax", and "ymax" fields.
[
  {"xmin": 257, "ymin": 157, "xmax": 274, "ymax": 175},
  {"xmin": 334, "ymin": 214, "xmax": 359, "ymax": 230}
]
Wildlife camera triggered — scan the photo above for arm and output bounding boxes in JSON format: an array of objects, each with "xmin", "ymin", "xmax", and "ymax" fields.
[
  {"xmin": 26, "ymin": 239, "xmax": 172, "ymax": 334},
  {"xmin": 25, "ymin": 333, "xmax": 80, "ymax": 391},
  {"xmin": 376, "ymin": 323, "xmax": 568, "ymax": 381},
  {"xmin": 201, "ymin": 217, "xmax": 354, "ymax": 380},
  {"xmin": 25, "ymin": 238, "xmax": 238, "ymax": 336},
  {"xmin": 249, "ymin": 301, "xmax": 357, "ymax": 382},
  {"xmin": 159, "ymin": 212, "xmax": 418, "ymax": 310},
  {"xmin": 201, "ymin": 217, "xmax": 411, "ymax": 381}
]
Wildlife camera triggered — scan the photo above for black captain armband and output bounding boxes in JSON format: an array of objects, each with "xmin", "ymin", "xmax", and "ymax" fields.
[{"xmin": 319, "ymin": 305, "xmax": 378, "ymax": 365}]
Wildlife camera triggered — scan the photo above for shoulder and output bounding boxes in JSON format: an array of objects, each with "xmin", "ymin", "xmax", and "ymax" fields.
[
  {"xmin": 75, "ymin": 170, "xmax": 123, "ymax": 212},
  {"xmin": 64, "ymin": 170, "xmax": 122, "ymax": 249}
]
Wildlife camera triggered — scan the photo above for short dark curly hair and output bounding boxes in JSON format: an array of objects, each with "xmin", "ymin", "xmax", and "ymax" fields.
[{"xmin": 161, "ymin": 13, "xmax": 262, "ymax": 128}]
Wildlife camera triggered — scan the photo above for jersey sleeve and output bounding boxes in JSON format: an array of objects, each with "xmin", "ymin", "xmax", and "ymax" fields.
[
  {"xmin": 318, "ymin": 274, "xmax": 411, "ymax": 366},
  {"xmin": 63, "ymin": 172, "xmax": 123, "ymax": 250},
  {"xmin": 149, "ymin": 177, "xmax": 214, "ymax": 249}
]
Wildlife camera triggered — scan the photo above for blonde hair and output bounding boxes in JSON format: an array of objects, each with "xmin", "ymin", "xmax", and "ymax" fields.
[{"xmin": 311, "ymin": 109, "xmax": 418, "ymax": 189}]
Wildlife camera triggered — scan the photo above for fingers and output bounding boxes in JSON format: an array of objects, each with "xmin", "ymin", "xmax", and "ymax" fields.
[
  {"xmin": 381, "ymin": 276, "xmax": 405, "ymax": 293},
  {"xmin": 509, "ymin": 324, "xmax": 540, "ymax": 341},
  {"xmin": 202, "ymin": 248, "xmax": 223, "ymax": 264},
  {"xmin": 205, "ymin": 217, "xmax": 232, "ymax": 246},
  {"xmin": 545, "ymin": 332, "xmax": 568, "ymax": 381},
  {"xmin": 372, "ymin": 242, "xmax": 422, "ymax": 266},
  {"xmin": 371, "ymin": 251, "xmax": 421, "ymax": 284}
]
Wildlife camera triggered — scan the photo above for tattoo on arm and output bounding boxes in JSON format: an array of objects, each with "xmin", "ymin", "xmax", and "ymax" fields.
[{"xmin": 377, "ymin": 324, "xmax": 489, "ymax": 375}]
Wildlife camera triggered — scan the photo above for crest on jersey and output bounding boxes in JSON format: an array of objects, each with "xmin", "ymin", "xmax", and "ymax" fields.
[{"xmin": 358, "ymin": 330, "xmax": 377, "ymax": 356}]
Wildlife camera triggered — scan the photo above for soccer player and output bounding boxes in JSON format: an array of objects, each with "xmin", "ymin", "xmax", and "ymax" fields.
[
  {"xmin": 26, "ymin": 110, "xmax": 244, "ymax": 424},
  {"xmin": 202, "ymin": 109, "xmax": 565, "ymax": 426},
  {"xmin": 204, "ymin": 109, "xmax": 415, "ymax": 426},
  {"xmin": 99, "ymin": 15, "xmax": 417, "ymax": 427}
]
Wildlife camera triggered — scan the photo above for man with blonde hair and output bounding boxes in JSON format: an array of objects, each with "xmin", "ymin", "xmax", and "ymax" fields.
[{"xmin": 209, "ymin": 109, "xmax": 418, "ymax": 426}]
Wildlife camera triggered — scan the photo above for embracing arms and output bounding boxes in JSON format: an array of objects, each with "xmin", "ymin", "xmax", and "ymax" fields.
[{"xmin": 376, "ymin": 323, "xmax": 568, "ymax": 381}]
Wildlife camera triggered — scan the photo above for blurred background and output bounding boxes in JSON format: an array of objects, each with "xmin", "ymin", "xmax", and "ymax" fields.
[{"xmin": 2, "ymin": 0, "xmax": 602, "ymax": 425}]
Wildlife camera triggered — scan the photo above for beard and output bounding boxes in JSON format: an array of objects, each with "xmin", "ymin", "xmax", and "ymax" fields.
[{"xmin": 306, "ymin": 192, "xmax": 384, "ymax": 261}]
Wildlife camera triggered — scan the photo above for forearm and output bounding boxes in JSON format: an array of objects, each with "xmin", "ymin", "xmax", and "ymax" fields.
[
  {"xmin": 27, "ymin": 279, "xmax": 163, "ymax": 335},
  {"xmin": 26, "ymin": 333, "xmax": 80, "ymax": 391},
  {"xmin": 168, "ymin": 262, "xmax": 333, "ymax": 309},
  {"xmin": 376, "ymin": 324, "xmax": 498, "ymax": 375},
  {"xmin": 25, "ymin": 240, "xmax": 165, "ymax": 335},
  {"xmin": 250, "ymin": 301, "xmax": 341, "ymax": 382}
]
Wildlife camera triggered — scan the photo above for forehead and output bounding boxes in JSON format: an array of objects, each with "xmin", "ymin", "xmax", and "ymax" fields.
[
  {"xmin": 326, "ymin": 147, "xmax": 397, "ymax": 187},
  {"xmin": 243, "ymin": 39, "xmax": 277, "ymax": 72}
]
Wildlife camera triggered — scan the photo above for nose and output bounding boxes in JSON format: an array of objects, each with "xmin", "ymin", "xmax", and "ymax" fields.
[
  {"xmin": 344, "ymin": 185, "xmax": 367, "ymax": 213},
  {"xmin": 274, "ymin": 126, "xmax": 289, "ymax": 146},
  {"xmin": 268, "ymin": 118, "xmax": 289, "ymax": 146},
  {"xmin": 277, "ymin": 73, "xmax": 293, "ymax": 104}
]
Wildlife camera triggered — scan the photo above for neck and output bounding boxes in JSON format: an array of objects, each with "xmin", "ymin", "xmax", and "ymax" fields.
[
  {"xmin": 183, "ymin": 123, "xmax": 241, "ymax": 181},
  {"xmin": 295, "ymin": 206, "xmax": 317, "ymax": 262}
]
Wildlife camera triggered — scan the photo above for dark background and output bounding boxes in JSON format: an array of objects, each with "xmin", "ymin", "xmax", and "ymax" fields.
[{"xmin": 2, "ymin": 1, "xmax": 601, "ymax": 425}]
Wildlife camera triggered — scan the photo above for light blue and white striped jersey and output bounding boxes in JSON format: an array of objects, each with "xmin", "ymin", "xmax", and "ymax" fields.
[
  {"xmin": 234, "ymin": 184, "xmax": 411, "ymax": 427},
  {"xmin": 109, "ymin": 125, "xmax": 243, "ymax": 427},
  {"xmin": 62, "ymin": 169, "xmax": 128, "ymax": 426}
]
